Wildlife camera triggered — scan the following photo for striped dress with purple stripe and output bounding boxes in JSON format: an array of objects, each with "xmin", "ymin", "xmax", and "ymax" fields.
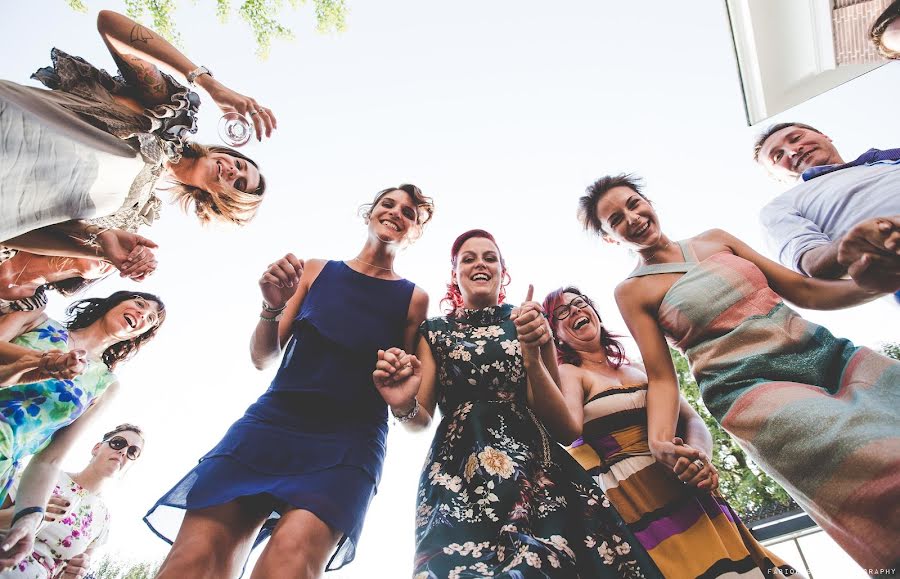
[
  {"xmin": 568, "ymin": 380, "xmax": 794, "ymax": 577},
  {"xmin": 626, "ymin": 240, "xmax": 900, "ymax": 571}
]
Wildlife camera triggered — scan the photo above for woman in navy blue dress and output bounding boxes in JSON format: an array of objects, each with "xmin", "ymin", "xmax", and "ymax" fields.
[{"xmin": 145, "ymin": 184, "xmax": 434, "ymax": 578}]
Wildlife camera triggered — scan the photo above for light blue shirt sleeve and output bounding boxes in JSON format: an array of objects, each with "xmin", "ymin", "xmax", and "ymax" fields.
[{"xmin": 759, "ymin": 193, "xmax": 831, "ymax": 275}]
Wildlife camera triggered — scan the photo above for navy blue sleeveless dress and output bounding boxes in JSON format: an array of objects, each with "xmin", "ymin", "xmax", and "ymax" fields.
[{"xmin": 144, "ymin": 261, "xmax": 415, "ymax": 570}]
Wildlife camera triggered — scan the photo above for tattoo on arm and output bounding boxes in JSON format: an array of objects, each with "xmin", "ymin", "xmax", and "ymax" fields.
[
  {"xmin": 116, "ymin": 53, "xmax": 169, "ymax": 104},
  {"xmin": 129, "ymin": 24, "xmax": 154, "ymax": 45}
]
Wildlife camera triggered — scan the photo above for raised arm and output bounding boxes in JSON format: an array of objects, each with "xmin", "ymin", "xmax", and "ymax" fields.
[
  {"xmin": 615, "ymin": 282, "xmax": 698, "ymax": 470},
  {"xmin": 250, "ymin": 254, "xmax": 310, "ymax": 370},
  {"xmin": 710, "ymin": 229, "xmax": 884, "ymax": 309},
  {"xmin": 0, "ymin": 383, "xmax": 120, "ymax": 566},
  {"xmin": 513, "ymin": 290, "xmax": 581, "ymax": 443},
  {"xmin": 96, "ymin": 10, "xmax": 276, "ymax": 139}
]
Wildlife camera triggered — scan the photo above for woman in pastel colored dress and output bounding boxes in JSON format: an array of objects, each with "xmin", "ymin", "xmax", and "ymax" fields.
[
  {"xmin": 578, "ymin": 174, "xmax": 900, "ymax": 570},
  {"xmin": 374, "ymin": 229, "xmax": 661, "ymax": 578},
  {"xmin": 543, "ymin": 287, "xmax": 798, "ymax": 578},
  {"xmin": 0, "ymin": 423, "xmax": 145, "ymax": 578},
  {"xmin": 1, "ymin": 9, "xmax": 273, "ymax": 284},
  {"xmin": 145, "ymin": 185, "xmax": 434, "ymax": 579},
  {"xmin": 0, "ymin": 291, "xmax": 165, "ymax": 568}
]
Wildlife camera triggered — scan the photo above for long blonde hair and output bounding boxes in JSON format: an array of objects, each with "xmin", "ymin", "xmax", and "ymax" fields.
[{"xmin": 167, "ymin": 143, "xmax": 266, "ymax": 226}]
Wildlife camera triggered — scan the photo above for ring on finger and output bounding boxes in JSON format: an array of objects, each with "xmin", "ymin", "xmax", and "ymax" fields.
[
  {"xmin": 693, "ymin": 458, "xmax": 705, "ymax": 470},
  {"xmin": 249, "ymin": 109, "xmax": 259, "ymax": 116}
]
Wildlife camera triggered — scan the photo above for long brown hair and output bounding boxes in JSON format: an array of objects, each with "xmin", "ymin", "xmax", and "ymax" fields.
[{"xmin": 65, "ymin": 291, "xmax": 166, "ymax": 370}]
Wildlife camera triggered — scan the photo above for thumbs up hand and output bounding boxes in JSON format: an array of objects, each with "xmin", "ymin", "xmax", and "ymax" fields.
[{"xmin": 512, "ymin": 284, "xmax": 551, "ymax": 357}]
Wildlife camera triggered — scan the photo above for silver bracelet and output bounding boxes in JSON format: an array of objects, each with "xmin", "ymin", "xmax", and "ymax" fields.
[
  {"xmin": 392, "ymin": 398, "xmax": 419, "ymax": 423},
  {"xmin": 83, "ymin": 226, "xmax": 110, "ymax": 247}
]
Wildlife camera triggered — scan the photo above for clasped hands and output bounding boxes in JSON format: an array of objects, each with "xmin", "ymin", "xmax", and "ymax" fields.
[
  {"xmin": 838, "ymin": 215, "xmax": 900, "ymax": 293},
  {"xmin": 653, "ymin": 437, "xmax": 719, "ymax": 491},
  {"xmin": 96, "ymin": 229, "xmax": 159, "ymax": 282},
  {"xmin": 0, "ymin": 348, "xmax": 86, "ymax": 387}
]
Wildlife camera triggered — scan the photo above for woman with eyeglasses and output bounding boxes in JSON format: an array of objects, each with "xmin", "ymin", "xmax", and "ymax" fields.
[
  {"xmin": 578, "ymin": 173, "xmax": 900, "ymax": 570},
  {"xmin": 373, "ymin": 229, "xmax": 660, "ymax": 578},
  {"xmin": 542, "ymin": 287, "xmax": 797, "ymax": 578},
  {"xmin": 0, "ymin": 291, "xmax": 165, "ymax": 568},
  {"xmin": 0, "ymin": 423, "xmax": 144, "ymax": 579},
  {"xmin": 1, "ymin": 9, "xmax": 273, "ymax": 287},
  {"xmin": 146, "ymin": 185, "xmax": 433, "ymax": 579}
]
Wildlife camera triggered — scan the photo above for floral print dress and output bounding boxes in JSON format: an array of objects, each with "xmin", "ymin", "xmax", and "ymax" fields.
[
  {"xmin": 414, "ymin": 305, "xmax": 660, "ymax": 578},
  {"xmin": 0, "ymin": 320, "xmax": 116, "ymax": 503},
  {"xmin": 4, "ymin": 472, "xmax": 110, "ymax": 578}
]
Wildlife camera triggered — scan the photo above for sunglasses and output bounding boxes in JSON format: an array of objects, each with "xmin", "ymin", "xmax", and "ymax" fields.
[
  {"xmin": 105, "ymin": 436, "xmax": 142, "ymax": 460},
  {"xmin": 551, "ymin": 296, "xmax": 590, "ymax": 322}
]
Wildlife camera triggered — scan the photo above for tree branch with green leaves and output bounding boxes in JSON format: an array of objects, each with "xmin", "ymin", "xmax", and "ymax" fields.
[{"xmin": 65, "ymin": 0, "xmax": 347, "ymax": 58}]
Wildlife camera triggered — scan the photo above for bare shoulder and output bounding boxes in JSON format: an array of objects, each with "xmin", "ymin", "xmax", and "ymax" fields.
[
  {"xmin": 696, "ymin": 228, "xmax": 733, "ymax": 243},
  {"xmin": 299, "ymin": 258, "xmax": 329, "ymax": 287},
  {"xmin": 614, "ymin": 277, "xmax": 648, "ymax": 309},
  {"xmin": 559, "ymin": 363, "xmax": 582, "ymax": 379},
  {"xmin": 407, "ymin": 286, "xmax": 430, "ymax": 322},
  {"xmin": 410, "ymin": 286, "xmax": 429, "ymax": 309},
  {"xmin": 559, "ymin": 363, "xmax": 585, "ymax": 383}
]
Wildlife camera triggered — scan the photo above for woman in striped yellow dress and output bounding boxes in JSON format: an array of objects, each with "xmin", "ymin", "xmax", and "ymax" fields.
[{"xmin": 543, "ymin": 287, "xmax": 796, "ymax": 578}]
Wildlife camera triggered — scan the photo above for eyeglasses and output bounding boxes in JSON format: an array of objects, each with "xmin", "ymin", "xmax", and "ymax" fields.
[
  {"xmin": 105, "ymin": 436, "xmax": 142, "ymax": 460},
  {"xmin": 551, "ymin": 296, "xmax": 590, "ymax": 321}
]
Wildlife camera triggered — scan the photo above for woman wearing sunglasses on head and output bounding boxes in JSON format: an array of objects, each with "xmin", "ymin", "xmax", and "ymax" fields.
[
  {"xmin": 0, "ymin": 291, "xmax": 164, "ymax": 568},
  {"xmin": 1, "ymin": 9, "xmax": 273, "ymax": 286},
  {"xmin": 146, "ymin": 185, "xmax": 433, "ymax": 579},
  {"xmin": 542, "ymin": 287, "xmax": 797, "ymax": 578},
  {"xmin": 0, "ymin": 423, "xmax": 144, "ymax": 579}
]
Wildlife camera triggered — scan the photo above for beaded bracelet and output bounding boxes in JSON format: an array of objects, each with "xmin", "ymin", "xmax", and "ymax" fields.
[
  {"xmin": 11, "ymin": 506, "xmax": 44, "ymax": 528},
  {"xmin": 261, "ymin": 301, "xmax": 286, "ymax": 313},
  {"xmin": 392, "ymin": 398, "xmax": 420, "ymax": 423}
]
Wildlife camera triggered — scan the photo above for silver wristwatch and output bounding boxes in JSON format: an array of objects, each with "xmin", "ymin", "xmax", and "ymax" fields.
[{"xmin": 186, "ymin": 65, "xmax": 213, "ymax": 86}]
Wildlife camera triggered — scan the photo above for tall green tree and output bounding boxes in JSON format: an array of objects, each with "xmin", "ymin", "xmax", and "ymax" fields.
[
  {"xmin": 64, "ymin": 0, "xmax": 347, "ymax": 58},
  {"xmin": 671, "ymin": 348, "xmax": 792, "ymax": 516},
  {"xmin": 881, "ymin": 342, "xmax": 900, "ymax": 361}
]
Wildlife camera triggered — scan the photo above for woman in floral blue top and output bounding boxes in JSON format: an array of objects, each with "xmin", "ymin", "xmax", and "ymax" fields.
[
  {"xmin": 0, "ymin": 291, "xmax": 164, "ymax": 568},
  {"xmin": 374, "ymin": 229, "xmax": 661, "ymax": 578}
]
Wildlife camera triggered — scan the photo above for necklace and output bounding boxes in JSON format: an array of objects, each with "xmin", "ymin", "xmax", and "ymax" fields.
[
  {"xmin": 351, "ymin": 256, "xmax": 394, "ymax": 273},
  {"xmin": 641, "ymin": 239, "xmax": 671, "ymax": 264}
]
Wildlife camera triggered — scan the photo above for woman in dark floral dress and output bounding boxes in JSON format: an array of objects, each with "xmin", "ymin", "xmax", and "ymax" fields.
[{"xmin": 373, "ymin": 229, "xmax": 660, "ymax": 578}]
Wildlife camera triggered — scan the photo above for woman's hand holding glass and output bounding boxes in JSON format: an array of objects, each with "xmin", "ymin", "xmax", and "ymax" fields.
[
  {"xmin": 373, "ymin": 347, "xmax": 422, "ymax": 412},
  {"xmin": 258, "ymin": 253, "xmax": 304, "ymax": 310},
  {"xmin": 201, "ymin": 76, "xmax": 277, "ymax": 142}
]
